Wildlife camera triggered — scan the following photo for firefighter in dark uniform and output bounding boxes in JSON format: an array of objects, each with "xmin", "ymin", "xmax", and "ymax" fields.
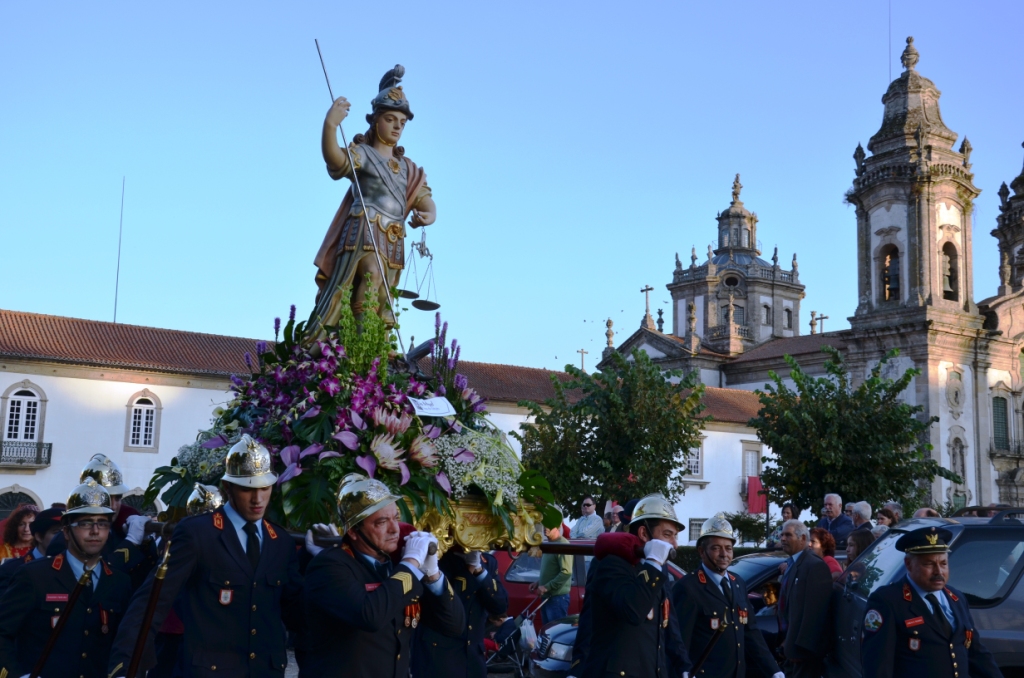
[
  {"xmin": 301, "ymin": 472, "xmax": 465, "ymax": 678},
  {"xmin": 0, "ymin": 506, "xmax": 64, "ymax": 598},
  {"xmin": 674, "ymin": 513, "xmax": 783, "ymax": 678},
  {"xmin": 576, "ymin": 493, "xmax": 689, "ymax": 678},
  {"xmin": 107, "ymin": 435, "xmax": 303, "ymax": 678},
  {"xmin": 861, "ymin": 526, "xmax": 1003, "ymax": 678},
  {"xmin": 48, "ymin": 454, "xmax": 157, "ymax": 590},
  {"xmin": 0, "ymin": 480, "xmax": 133, "ymax": 678},
  {"xmin": 411, "ymin": 547, "xmax": 508, "ymax": 678}
]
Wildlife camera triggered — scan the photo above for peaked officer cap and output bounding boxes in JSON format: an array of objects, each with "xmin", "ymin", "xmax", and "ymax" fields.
[
  {"xmin": 65, "ymin": 478, "xmax": 115, "ymax": 517},
  {"xmin": 187, "ymin": 482, "xmax": 224, "ymax": 517},
  {"xmin": 80, "ymin": 453, "xmax": 131, "ymax": 496},
  {"xmin": 222, "ymin": 434, "xmax": 278, "ymax": 488},
  {"xmin": 336, "ymin": 472, "xmax": 402, "ymax": 533},
  {"xmin": 698, "ymin": 512, "xmax": 737, "ymax": 544},
  {"xmin": 631, "ymin": 493, "xmax": 685, "ymax": 532},
  {"xmin": 896, "ymin": 526, "xmax": 953, "ymax": 554},
  {"xmin": 31, "ymin": 507, "xmax": 65, "ymax": 535}
]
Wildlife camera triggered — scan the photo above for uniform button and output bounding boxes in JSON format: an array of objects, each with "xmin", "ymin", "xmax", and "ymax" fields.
[
  {"xmin": 84, "ymin": 630, "xmax": 89, "ymax": 636},
  {"xmin": 468, "ymin": 625, "xmax": 472, "ymax": 631},
  {"xmin": 954, "ymin": 663, "xmax": 958, "ymax": 668},
  {"xmin": 251, "ymin": 629, "xmax": 257, "ymax": 635},
  {"xmin": 211, "ymin": 666, "xmax": 216, "ymax": 671},
  {"xmin": 950, "ymin": 643, "xmax": 954, "ymax": 649},
  {"xmin": 81, "ymin": 652, "xmax": 87, "ymax": 658},
  {"xmin": 250, "ymin": 653, "xmax": 255, "ymax": 659},
  {"xmin": 252, "ymin": 605, "xmax": 257, "ymax": 611},
  {"xmin": 86, "ymin": 608, "xmax": 92, "ymax": 614},
  {"xmin": 397, "ymin": 654, "xmax": 401, "ymax": 660},
  {"xmin": 225, "ymin": 580, "xmax": 230, "ymax": 585},
  {"xmin": 620, "ymin": 673, "xmax": 626, "ymax": 677}
]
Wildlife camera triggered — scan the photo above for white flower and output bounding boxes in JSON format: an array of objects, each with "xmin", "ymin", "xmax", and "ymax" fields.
[
  {"xmin": 408, "ymin": 435, "xmax": 438, "ymax": 468},
  {"xmin": 371, "ymin": 433, "xmax": 406, "ymax": 470}
]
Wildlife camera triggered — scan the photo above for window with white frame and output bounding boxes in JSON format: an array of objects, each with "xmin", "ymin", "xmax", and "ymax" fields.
[
  {"xmin": 742, "ymin": 441, "xmax": 762, "ymax": 478},
  {"xmin": 124, "ymin": 389, "xmax": 162, "ymax": 452},
  {"xmin": 689, "ymin": 518, "xmax": 707, "ymax": 542},
  {"xmin": 5, "ymin": 390, "xmax": 40, "ymax": 441},
  {"xmin": 686, "ymin": 446, "xmax": 701, "ymax": 477}
]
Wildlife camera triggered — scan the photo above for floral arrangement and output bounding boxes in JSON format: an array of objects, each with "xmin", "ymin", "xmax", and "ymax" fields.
[{"xmin": 145, "ymin": 284, "xmax": 559, "ymax": 535}]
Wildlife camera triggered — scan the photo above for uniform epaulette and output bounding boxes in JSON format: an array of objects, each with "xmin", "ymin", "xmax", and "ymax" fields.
[
  {"xmin": 945, "ymin": 587, "xmax": 959, "ymax": 602},
  {"xmin": 213, "ymin": 512, "xmax": 224, "ymax": 530},
  {"xmin": 52, "ymin": 554, "xmax": 64, "ymax": 571},
  {"xmin": 23, "ymin": 553, "xmax": 32, "ymax": 563},
  {"xmin": 903, "ymin": 583, "xmax": 912, "ymax": 601},
  {"xmin": 342, "ymin": 544, "xmax": 355, "ymax": 558},
  {"xmin": 728, "ymin": 573, "xmax": 736, "ymax": 581},
  {"xmin": 263, "ymin": 520, "xmax": 277, "ymax": 539},
  {"xmin": 102, "ymin": 560, "xmax": 113, "ymax": 576},
  {"xmin": 697, "ymin": 570, "xmax": 707, "ymax": 584}
]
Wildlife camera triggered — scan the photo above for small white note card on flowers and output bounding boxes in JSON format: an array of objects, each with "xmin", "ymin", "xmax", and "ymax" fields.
[{"xmin": 409, "ymin": 396, "xmax": 457, "ymax": 417}]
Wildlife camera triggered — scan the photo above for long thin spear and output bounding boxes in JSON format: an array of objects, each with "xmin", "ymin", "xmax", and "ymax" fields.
[{"xmin": 315, "ymin": 40, "xmax": 405, "ymax": 353}]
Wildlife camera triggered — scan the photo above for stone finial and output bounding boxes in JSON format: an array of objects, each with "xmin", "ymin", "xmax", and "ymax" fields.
[
  {"xmin": 675, "ymin": 252, "xmax": 682, "ymax": 271},
  {"xmin": 959, "ymin": 137, "xmax": 973, "ymax": 167},
  {"xmin": 772, "ymin": 246, "xmax": 779, "ymax": 267},
  {"xmin": 731, "ymin": 174, "xmax": 743, "ymax": 203},
  {"xmin": 687, "ymin": 302, "xmax": 697, "ymax": 335},
  {"xmin": 605, "ymin": 318, "xmax": 614, "ymax": 346},
  {"xmin": 999, "ymin": 182, "xmax": 1010, "ymax": 209},
  {"xmin": 656, "ymin": 308, "xmax": 664, "ymax": 333},
  {"xmin": 809, "ymin": 310, "xmax": 818, "ymax": 335},
  {"xmin": 691, "ymin": 246, "xmax": 698, "ymax": 267},
  {"xmin": 707, "ymin": 244, "xmax": 714, "ymax": 261},
  {"xmin": 854, "ymin": 143, "xmax": 866, "ymax": 176},
  {"xmin": 792, "ymin": 252, "xmax": 799, "ymax": 272},
  {"xmin": 901, "ymin": 36, "xmax": 919, "ymax": 71}
]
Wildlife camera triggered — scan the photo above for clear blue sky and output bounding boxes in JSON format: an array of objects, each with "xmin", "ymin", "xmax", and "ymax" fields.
[{"xmin": 2, "ymin": 2, "xmax": 1022, "ymax": 372}]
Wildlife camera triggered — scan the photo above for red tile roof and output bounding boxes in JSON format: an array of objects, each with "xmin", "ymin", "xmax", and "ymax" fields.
[
  {"xmin": 436, "ymin": 362, "xmax": 573, "ymax": 404},
  {"xmin": 727, "ymin": 332, "xmax": 846, "ymax": 364},
  {"xmin": 701, "ymin": 387, "xmax": 762, "ymax": 424}
]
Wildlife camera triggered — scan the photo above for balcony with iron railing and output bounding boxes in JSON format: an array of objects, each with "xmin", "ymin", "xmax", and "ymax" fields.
[
  {"xmin": 990, "ymin": 438, "xmax": 1024, "ymax": 458},
  {"xmin": 0, "ymin": 440, "xmax": 52, "ymax": 468}
]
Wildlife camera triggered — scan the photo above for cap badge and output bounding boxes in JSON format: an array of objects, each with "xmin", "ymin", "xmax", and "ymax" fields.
[{"xmin": 926, "ymin": 533, "xmax": 939, "ymax": 546}]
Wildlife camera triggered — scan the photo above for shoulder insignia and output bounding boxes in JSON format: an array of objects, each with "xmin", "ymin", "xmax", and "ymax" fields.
[
  {"xmin": 903, "ymin": 584, "xmax": 912, "ymax": 601},
  {"xmin": 945, "ymin": 587, "xmax": 959, "ymax": 602},
  {"xmin": 638, "ymin": 569, "xmax": 650, "ymax": 583},
  {"xmin": 454, "ymin": 576, "xmax": 467, "ymax": 592},
  {"xmin": 114, "ymin": 548, "xmax": 130, "ymax": 564},
  {"xmin": 23, "ymin": 553, "xmax": 33, "ymax": 562},
  {"xmin": 391, "ymin": 571, "xmax": 413, "ymax": 595},
  {"xmin": 697, "ymin": 570, "xmax": 707, "ymax": 584},
  {"xmin": 728, "ymin": 573, "xmax": 736, "ymax": 581},
  {"xmin": 52, "ymin": 554, "xmax": 64, "ymax": 571},
  {"xmin": 864, "ymin": 609, "xmax": 884, "ymax": 632},
  {"xmin": 213, "ymin": 512, "xmax": 224, "ymax": 530},
  {"xmin": 108, "ymin": 662, "xmax": 123, "ymax": 678},
  {"xmin": 447, "ymin": 580, "xmax": 454, "ymax": 596},
  {"xmin": 263, "ymin": 520, "xmax": 277, "ymax": 540},
  {"xmin": 493, "ymin": 579, "xmax": 498, "ymax": 592},
  {"xmin": 342, "ymin": 544, "xmax": 355, "ymax": 558},
  {"xmin": 102, "ymin": 561, "xmax": 113, "ymax": 576},
  {"xmin": 1, "ymin": 666, "xmax": 8, "ymax": 678}
]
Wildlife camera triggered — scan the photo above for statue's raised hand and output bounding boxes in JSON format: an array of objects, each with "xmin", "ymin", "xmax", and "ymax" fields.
[{"xmin": 325, "ymin": 96, "xmax": 351, "ymax": 127}]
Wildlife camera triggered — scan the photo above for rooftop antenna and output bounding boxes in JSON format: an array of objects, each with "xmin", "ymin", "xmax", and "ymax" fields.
[
  {"xmin": 114, "ymin": 177, "xmax": 125, "ymax": 323},
  {"xmin": 888, "ymin": 0, "xmax": 892, "ymax": 83}
]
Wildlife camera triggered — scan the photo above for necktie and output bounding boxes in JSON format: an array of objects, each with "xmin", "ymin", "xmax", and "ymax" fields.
[
  {"xmin": 721, "ymin": 578, "xmax": 733, "ymax": 607},
  {"xmin": 243, "ymin": 522, "xmax": 261, "ymax": 571},
  {"xmin": 926, "ymin": 593, "xmax": 952, "ymax": 637},
  {"xmin": 79, "ymin": 569, "xmax": 94, "ymax": 607}
]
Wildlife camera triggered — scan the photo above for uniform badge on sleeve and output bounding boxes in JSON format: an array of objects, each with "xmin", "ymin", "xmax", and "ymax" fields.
[
  {"xmin": 909, "ymin": 638, "xmax": 921, "ymax": 651},
  {"xmin": 864, "ymin": 609, "xmax": 883, "ymax": 632},
  {"xmin": 219, "ymin": 589, "xmax": 233, "ymax": 605},
  {"xmin": 710, "ymin": 618, "xmax": 720, "ymax": 630},
  {"xmin": 739, "ymin": 609, "xmax": 748, "ymax": 625}
]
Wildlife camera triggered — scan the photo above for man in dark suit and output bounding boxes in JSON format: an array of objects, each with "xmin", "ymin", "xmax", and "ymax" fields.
[
  {"xmin": 576, "ymin": 493, "xmax": 688, "ymax": 678},
  {"xmin": 862, "ymin": 526, "xmax": 1002, "ymax": 678},
  {"xmin": 0, "ymin": 506, "xmax": 64, "ymax": 598},
  {"xmin": 674, "ymin": 513, "xmax": 783, "ymax": 678},
  {"xmin": 777, "ymin": 519, "xmax": 833, "ymax": 678},
  {"xmin": 0, "ymin": 480, "xmax": 132, "ymax": 678},
  {"xmin": 107, "ymin": 435, "xmax": 303, "ymax": 678},
  {"xmin": 411, "ymin": 548, "xmax": 508, "ymax": 678},
  {"xmin": 301, "ymin": 472, "xmax": 465, "ymax": 678},
  {"xmin": 816, "ymin": 493, "xmax": 854, "ymax": 550}
]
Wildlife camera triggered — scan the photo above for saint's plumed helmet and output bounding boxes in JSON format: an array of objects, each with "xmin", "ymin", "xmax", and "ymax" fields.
[
  {"xmin": 80, "ymin": 453, "xmax": 131, "ymax": 496},
  {"xmin": 631, "ymin": 493, "xmax": 685, "ymax": 532},
  {"xmin": 187, "ymin": 483, "xmax": 224, "ymax": 517},
  {"xmin": 369, "ymin": 64, "xmax": 413, "ymax": 121},
  {"xmin": 698, "ymin": 513, "xmax": 737, "ymax": 545},
  {"xmin": 65, "ymin": 478, "xmax": 115, "ymax": 517},
  {"xmin": 336, "ymin": 473, "xmax": 402, "ymax": 533},
  {"xmin": 222, "ymin": 435, "xmax": 277, "ymax": 488}
]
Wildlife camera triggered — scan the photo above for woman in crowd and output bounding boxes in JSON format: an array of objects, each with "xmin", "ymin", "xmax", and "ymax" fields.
[
  {"xmin": 766, "ymin": 503, "xmax": 799, "ymax": 548},
  {"xmin": 809, "ymin": 527, "xmax": 844, "ymax": 581},
  {"xmin": 844, "ymin": 528, "xmax": 876, "ymax": 564},
  {"xmin": 0, "ymin": 505, "xmax": 39, "ymax": 561},
  {"xmin": 874, "ymin": 507, "xmax": 897, "ymax": 527}
]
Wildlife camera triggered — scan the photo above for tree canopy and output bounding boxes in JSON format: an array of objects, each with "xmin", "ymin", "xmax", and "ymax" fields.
[
  {"xmin": 514, "ymin": 350, "xmax": 706, "ymax": 510},
  {"xmin": 751, "ymin": 347, "xmax": 960, "ymax": 513}
]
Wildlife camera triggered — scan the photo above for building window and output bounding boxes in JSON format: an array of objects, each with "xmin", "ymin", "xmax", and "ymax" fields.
[
  {"xmin": 942, "ymin": 242, "xmax": 959, "ymax": 302},
  {"xmin": 881, "ymin": 246, "xmax": 900, "ymax": 302},
  {"xmin": 742, "ymin": 229, "xmax": 750, "ymax": 247},
  {"xmin": 1, "ymin": 382, "xmax": 47, "ymax": 444},
  {"xmin": 734, "ymin": 306, "xmax": 745, "ymax": 325},
  {"xmin": 742, "ymin": 442, "xmax": 762, "ymax": 478},
  {"xmin": 0, "ymin": 489, "xmax": 38, "ymax": 519},
  {"xmin": 124, "ymin": 389, "xmax": 162, "ymax": 452},
  {"xmin": 784, "ymin": 309, "xmax": 792, "ymax": 329},
  {"xmin": 686, "ymin": 445, "xmax": 702, "ymax": 478},
  {"xmin": 762, "ymin": 305, "xmax": 772, "ymax": 325},
  {"xmin": 689, "ymin": 518, "xmax": 707, "ymax": 543},
  {"xmin": 993, "ymin": 396, "xmax": 1010, "ymax": 450}
]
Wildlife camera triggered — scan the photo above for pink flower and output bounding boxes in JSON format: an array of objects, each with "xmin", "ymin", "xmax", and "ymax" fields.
[
  {"xmin": 299, "ymin": 443, "xmax": 324, "ymax": 459},
  {"xmin": 372, "ymin": 407, "xmax": 412, "ymax": 436},
  {"xmin": 278, "ymin": 445, "xmax": 302, "ymax": 484},
  {"xmin": 318, "ymin": 451, "xmax": 342, "ymax": 461},
  {"xmin": 332, "ymin": 430, "xmax": 360, "ymax": 450},
  {"xmin": 371, "ymin": 433, "xmax": 407, "ymax": 471},
  {"xmin": 408, "ymin": 435, "xmax": 438, "ymax": 468},
  {"xmin": 320, "ymin": 377, "xmax": 341, "ymax": 397},
  {"xmin": 423, "ymin": 424, "xmax": 442, "ymax": 439},
  {"xmin": 453, "ymin": 447, "xmax": 476, "ymax": 463},
  {"xmin": 356, "ymin": 454, "xmax": 377, "ymax": 478},
  {"xmin": 435, "ymin": 471, "xmax": 452, "ymax": 496},
  {"xmin": 351, "ymin": 411, "xmax": 367, "ymax": 431}
]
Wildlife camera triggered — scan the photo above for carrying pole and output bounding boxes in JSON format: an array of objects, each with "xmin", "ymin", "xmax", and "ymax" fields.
[
  {"xmin": 30, "ymin": 566, "xmax": 96, "ymax": 678},
  {"xmin": 125, "ymin": 541, "xmax": 173, "ymax": 678}
]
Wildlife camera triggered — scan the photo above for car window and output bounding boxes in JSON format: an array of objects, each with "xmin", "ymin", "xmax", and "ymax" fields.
[
  {"xmin": 948, "ymin": 531, "xmax": 1024, "ymax": 607},
  {"xmin": 505, "ymin": 555, "xmax": 542, "ymax": 583},
  {"xmin": 838, "ymin": 531, "xmax": 905, "ymax": 595}
]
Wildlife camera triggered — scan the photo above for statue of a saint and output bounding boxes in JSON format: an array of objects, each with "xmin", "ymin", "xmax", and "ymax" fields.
[{"xmin": 312, "ymin": 65, "xmax": 436, "ymax": 330}]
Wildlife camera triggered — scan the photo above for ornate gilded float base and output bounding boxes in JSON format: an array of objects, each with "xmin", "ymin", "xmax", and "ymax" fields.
[{"xmin": 409, "ymin": 496, "xmax": 543, "ymax": 557}]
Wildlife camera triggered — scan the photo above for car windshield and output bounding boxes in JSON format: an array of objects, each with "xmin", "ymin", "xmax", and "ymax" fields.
[
  {"xmin": 729, "ymin": 556, "xmax": 786, "ymax": 583},
  {"xmin": 947, "ymin": 530, "xmax": 1024, "ymax": 607}
]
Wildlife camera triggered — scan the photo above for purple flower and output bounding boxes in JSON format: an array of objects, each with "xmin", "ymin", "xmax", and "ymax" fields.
[
  {"xmin": 244, "ymin": 352, "xmax": 253, "ymax": 369},
  {"xmin": 356, "ymin": 454, "xmax": 377, "ymax": 478},
  {"xmin": 274, "ymin": 317, "xmax": 281, "ymax": 338},
  {"xmin": 202, "ymin": 434, "xmax": 230, "ymax": 449},
  {"xmin": 278, "ymin": 445, "xmax": 302, "ymax": 484},
  {"xmin": 320, "ymin": 377, "xmax": 341, "ymax": 397},
  {"xmin": 398, "ymin": 461, "xmax": 410, "ymax": 486},
  {"xmin": 434, "ymin": 312, "xmax": 441, "ymax": 334},
  {"xmin": 299, "ymin": 443, "xmax": 324, "ymax": 459},
  {"xmin": 450, "ymin": 420, "xmax": 462, "ymax": 433},
  {"xmin": 435, "ymin": 471, "xmax": 452, "ymax": 496},
  {"xmin": 300, "ymin": 406, "xmax": 321, "ymax": 420},
  {"xmin": 436, "ymin": 385, "xmax": 446, "ymax": 396},
  {"xmin": 453, "ymin": 447, "xmax": 476, "ymax": 463},
  {"xmin": 255, "ymin": 341, "xmax": 268, "ymax": 356},
  {"xmin": 318, "ymin": 451, "xmax": 342, "ymax": 461},
  {"xmin": 289, "ymin": 304, "xmax": 296, "ymax": 322},
  {"xmin": 408, "ymin": 378, "xmax": 428, "ymax": 397},
  {"xmin": 230, "ymin": 374, "xmax": 245, "ymax": 388},
  {"xmin": 423, "ymin": 425, "xmax": 442, "ymax": 439},
  {"xmin": 454, "ymin": 374, "xmax": 468, "ymax": 390},
  {"xmin": 350, "ymin": 410, "xmax": 367, "ymax": 430},
  {"xmin": 333, "ymin": 430, "xmax": 360, "ymax": 450}
]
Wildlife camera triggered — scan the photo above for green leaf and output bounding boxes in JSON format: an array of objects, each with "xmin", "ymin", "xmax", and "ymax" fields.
[{"xmin": 282, "ymin": 473, "xmax": 335, "ymax": 531}]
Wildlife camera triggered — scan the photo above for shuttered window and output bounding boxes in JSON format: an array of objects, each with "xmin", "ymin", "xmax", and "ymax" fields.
[{"xmin": 993, "ymin": 396, "xmax": 1010, "ymax": 450}]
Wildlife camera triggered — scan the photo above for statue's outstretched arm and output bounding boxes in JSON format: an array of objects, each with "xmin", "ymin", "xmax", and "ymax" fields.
[
  {"xmin": 322, "ymin": 96, "xmax": 354, "ymax": 180},
  {"xmin": 409, "ymin": 194, "xmax": 436, "ymax": 228}
]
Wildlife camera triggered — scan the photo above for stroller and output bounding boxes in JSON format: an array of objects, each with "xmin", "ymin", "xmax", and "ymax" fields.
[{"xmin": 486, "ymin": 596, "xmax": 548, "ymax": 677}]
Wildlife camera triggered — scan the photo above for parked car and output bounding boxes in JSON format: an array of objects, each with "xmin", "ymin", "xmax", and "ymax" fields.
[
  {"xmin": 827, "ymin": 511, "xmax": 1024, "ymax": 678},
  {"xmin": 492, "ymin": 541, "xmax": 595, "ymax": 634}
]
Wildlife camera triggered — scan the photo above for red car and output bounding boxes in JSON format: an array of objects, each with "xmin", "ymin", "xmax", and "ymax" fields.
[{"xmin": 492, "ymin": 540, "xmax": 686, "ymax": 633}]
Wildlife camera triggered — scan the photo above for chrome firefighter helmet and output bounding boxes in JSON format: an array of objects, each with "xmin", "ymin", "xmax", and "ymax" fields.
[
  {"xmin": 630, "ymin": 493, "xmax": 685, "ymax": 532},
  {"xmin": 336, "ymin": 473, "xmax": 402, "ymax": 533},
  {"xmin": 187, "ymin": 483, "xmax": 224, "ymax": 516},
  {"xmin": 222, "ymin": 435, "xmax": 277, "ymax": 488},
  {"xmin": 697, "ymin": 513, "xmax": 737, "ymax": 545},
  {"xmin": 80, "ymin": 453, "xmax": 131, "ymax": 496},
  {"xmin": 65, "ymin": 478, "xmax": 115, "ymax": 517}
]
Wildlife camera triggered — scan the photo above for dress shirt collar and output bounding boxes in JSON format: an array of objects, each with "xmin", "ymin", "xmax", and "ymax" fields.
[
  {"xmin": 64, "ymin": 550, "xmax": 101, "ymax": 590},
  {"xmin": 701, "ymin": 563, "xmax": 729, "ymax": 588},
  {"xmin": 31, "ymin": 546, "xmax": 44, "ymax": 560},
  {"xmin": 223, "ymin": 501, "xmax": 263, "ymax": 550},
  {"xmin": 907, "ymin": 576, "xmax": 954, "ymax": 621}
]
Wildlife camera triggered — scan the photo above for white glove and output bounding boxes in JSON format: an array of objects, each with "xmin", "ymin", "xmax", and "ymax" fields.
[
  {"xmin": 772, "ymin": 673, "xmax": 785, "ymax": 678},
  {"xmin": 124, "ymin": 515, "xmax": 151, "ymax": 546},
  {"xmin": 304, "ymin": 523, "xmax": 339, "ymax": 557},
  {"xmin": 402, "ymin": 531, "xmax": 434, "ymax": 570},
  {"xmin": 422, "ymin": 538, "xmax": 440, "ymax": 578},
  {"xmin": 643, "ymin": 538, "xmax": 672, "ymax": 566},
  {"xmin": 462, "ymin": 550, "xmax": 483, "ymax": 569}
]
